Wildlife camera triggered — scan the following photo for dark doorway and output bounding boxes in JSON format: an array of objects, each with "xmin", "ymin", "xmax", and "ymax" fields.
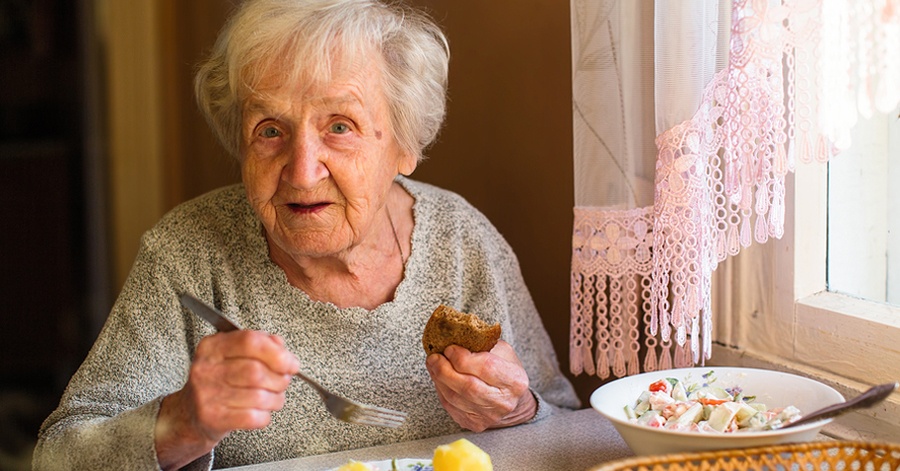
[{"xmin": 0, "ymin": 1, "xmax": 105, "ymax": 468}]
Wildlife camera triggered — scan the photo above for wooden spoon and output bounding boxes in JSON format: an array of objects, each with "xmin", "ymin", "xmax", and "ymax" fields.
[{"xmin": 779, "ymin": 382, "xmax": 898, "ymax": 429}]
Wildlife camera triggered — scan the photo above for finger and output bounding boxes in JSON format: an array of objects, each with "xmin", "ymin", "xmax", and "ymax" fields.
[
  {"xmin": 222, "ymin": 358, "xmax": 294, "ymax": 392},
  {"xmin": 218, "ymin": 387, "xmax": 288, "ymax": 413},
  {"xmin": 430, "ymin": 373, "xmax": 511, "ymax": 432},
  {"xmin": 430, "ymin": 384, "xmax": 490, "ymax": 432},
  {"xmin": 196, "ymin": 400, "xmax": 281, "ymax": 432},
  {"xmin": 189, "ymin": 362, "xmax": 289, "ymax": 408},
  {"xmin": 444, "ymin": 341, "xmax": 521, "ymax": 369},
  {"xmin": 180, "ymin": 380, "xmax": 287, "ymax": 439},
  {"xmin": 217, "ymin": 407, "xmax": 276, "ymax": 431},
  {"xmin": 488, "ymin": 340, "xmax": 520, "ymax": 362},
  {"xmin": 442, "ymin": 345, "xmax": 525, "ymax": 390},
  {"xmin": 426, "ymin": 348, "xmax": 535, "ymax": 430},
  {"xmin": 205, "ymin": 331, "xmax": 300, "ymax": 375},
  {"xmin": 426, "ymin": 352, "xmax": 473, "ymax": 388},
  {"xmin": 194, "ymin": 385, "xmax": 288, "ymax": 428},
  {"xmin": 438, "ymin": 346, "xmax": 530, "ymax": 407},
  {"xmin": 427, "ymin": 354, "xmax": 497, "ymax": 411},
  {"xmin": 268, "ymin": 333, "xmax": 286, "ymax": 347},
  {"xmin": 426, "ymin": 362, "xmax": 487, "ymax": 429},
  {"xmin": 193, "ymin": 338, "xmax": 294, "ymax": 394}
]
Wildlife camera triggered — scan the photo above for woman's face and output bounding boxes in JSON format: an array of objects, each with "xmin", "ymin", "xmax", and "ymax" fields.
[{"xmin": 239, "ymin": 60, "xmax": 417, "ymax": 260}]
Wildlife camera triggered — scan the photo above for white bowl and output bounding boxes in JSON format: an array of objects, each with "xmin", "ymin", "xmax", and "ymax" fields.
[{"xmin": 590, "ymin": 367, "xmax": 844, "ymax": 456}]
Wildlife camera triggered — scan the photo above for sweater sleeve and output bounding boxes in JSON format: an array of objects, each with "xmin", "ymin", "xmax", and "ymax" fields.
[
  {"xmin": 33, "ymin": 229, "xmax": 211, "ymax": 471},
  {"xmin": 497, "ymin": 252, "xmax": 582, "ymax": 417}
]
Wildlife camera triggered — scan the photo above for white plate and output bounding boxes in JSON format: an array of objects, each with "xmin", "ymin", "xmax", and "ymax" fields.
[{"xmin": 331, "ymin": 458, "xmax": 433, "ymax": 470}]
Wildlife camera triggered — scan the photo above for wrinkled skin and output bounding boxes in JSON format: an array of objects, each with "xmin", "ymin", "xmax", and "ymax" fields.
[
  {"xmin": 426, "ymin": 341, "xmax": 538, "ymax": 432},
  {"xmin": 155, "ymin": 331, "xmax": 299, "ymax": 470}
]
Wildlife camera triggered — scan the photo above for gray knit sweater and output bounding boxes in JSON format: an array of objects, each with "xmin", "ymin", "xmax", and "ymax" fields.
[{"xmin": 34, "ymin": 177, "xmax": 580, "ymax": 470}]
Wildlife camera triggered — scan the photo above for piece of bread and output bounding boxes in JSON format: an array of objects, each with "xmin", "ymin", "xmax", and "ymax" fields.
[{"xmin": 422, "ymin": 305, "xmax": 501, "ymax": 355}]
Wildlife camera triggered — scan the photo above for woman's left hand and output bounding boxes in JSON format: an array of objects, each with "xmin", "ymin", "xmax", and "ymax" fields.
[{"xmin": 425, "ymin": 340, "xmax": 537, "ymax": 432}]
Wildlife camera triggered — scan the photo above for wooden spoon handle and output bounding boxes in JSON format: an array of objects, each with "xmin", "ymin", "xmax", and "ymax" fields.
[{"xmin": 781, "ymin": 382, "xmax": 898, "ymax": 429}]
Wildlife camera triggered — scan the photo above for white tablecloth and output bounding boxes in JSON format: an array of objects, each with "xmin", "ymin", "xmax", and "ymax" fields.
[{"xmin": 225, "ymin": 408, "xmax": 634, "ymax": 471}]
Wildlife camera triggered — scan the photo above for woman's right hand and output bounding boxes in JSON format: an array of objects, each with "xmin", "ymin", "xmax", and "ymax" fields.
[{"xmin": 154, "ymin": 330, "xmax": 300, "ymax": 470}]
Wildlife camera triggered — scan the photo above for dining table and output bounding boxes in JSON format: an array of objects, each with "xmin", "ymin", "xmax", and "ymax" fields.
[{"xmin": 225, "ymin": 407, "xmax": 635, "ymax": 471}]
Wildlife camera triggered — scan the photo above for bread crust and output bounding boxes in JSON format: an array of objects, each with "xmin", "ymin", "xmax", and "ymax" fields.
[{"xmin": 422, "ymin": 305, "xmax": 501, "ymax": 355}]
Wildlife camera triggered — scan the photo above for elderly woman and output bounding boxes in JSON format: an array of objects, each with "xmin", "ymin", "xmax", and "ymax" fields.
[{"xmin": 34, "ymin": 0, "xmax": 579, "ymax": 469}]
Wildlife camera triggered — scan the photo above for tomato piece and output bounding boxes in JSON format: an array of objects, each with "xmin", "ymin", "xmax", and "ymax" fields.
[{"xmin": 648, "ymin": 379, "xmax": 670, "ymax": 393}]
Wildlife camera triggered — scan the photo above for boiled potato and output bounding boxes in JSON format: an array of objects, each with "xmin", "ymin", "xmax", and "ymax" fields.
[
  {"xmin": 432, "ymin": 438, "xmax": 492, "ymax": 471},
  {"xmin": 335, "ymin": 460, "xmax": 375, "ymax": 471}
]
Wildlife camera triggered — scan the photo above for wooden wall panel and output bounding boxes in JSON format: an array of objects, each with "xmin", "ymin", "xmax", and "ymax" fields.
[
  {"xmin": 158, "ymin": 0, "xmax": 239, "ymax": 211},
  {"xmin": 105, "ymin": 0, "xmax": 166, "ymax": 290}
]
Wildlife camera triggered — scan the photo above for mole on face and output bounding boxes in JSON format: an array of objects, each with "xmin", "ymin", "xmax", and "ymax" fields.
[{"xmin": 375, "ymin": 130, "xmax": 382, "ymax": 139}]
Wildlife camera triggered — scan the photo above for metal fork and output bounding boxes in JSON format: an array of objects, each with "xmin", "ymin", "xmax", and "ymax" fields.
[{"xmin": 178, "ymin": 293, "xmax": 408, "ymax": 428}]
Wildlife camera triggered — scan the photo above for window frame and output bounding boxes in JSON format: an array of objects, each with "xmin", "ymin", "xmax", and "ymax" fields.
[{"xmin": 712, "ymin": 160, "xmax": 900, "ymax": 441}]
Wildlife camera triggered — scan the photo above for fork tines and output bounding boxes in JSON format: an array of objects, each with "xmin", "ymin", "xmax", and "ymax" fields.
[{"xmin": 347, "ymin": 404, "xmax": 408, "ymax": 428}]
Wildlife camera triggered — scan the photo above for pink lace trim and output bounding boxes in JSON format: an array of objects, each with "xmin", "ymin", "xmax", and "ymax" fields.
[
  {"xmin": 570, "ymin": 207, "xmax": 696, "ymax": 379},
  {"xmin": 571, "ymin": 0, "xmax": 900, "ymax": 379}
]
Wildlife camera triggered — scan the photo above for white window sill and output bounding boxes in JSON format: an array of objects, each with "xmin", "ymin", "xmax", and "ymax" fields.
[{"xmin": 794, "ymin": 291, "xmax": 900, "ymax": 386}]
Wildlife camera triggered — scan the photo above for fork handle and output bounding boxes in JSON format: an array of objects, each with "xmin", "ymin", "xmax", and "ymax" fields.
[{"xmin": 293, "ymin": 371, "xmax": 330, "ymax": 399}]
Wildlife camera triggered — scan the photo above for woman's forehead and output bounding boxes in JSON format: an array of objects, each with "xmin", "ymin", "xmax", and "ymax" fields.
[
  {"xmin": 240, "ymin": 66, "xmax": 394, "ymax": 129},
  {"xmin": 242, "ymin": 48, "xmax": 385, "ymax": 104}
]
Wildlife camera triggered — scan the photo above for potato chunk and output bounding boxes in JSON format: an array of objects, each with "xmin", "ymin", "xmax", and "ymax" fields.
[{"xmin": 432, "ymin": 438, "xmax": 492, "ymax": 471}]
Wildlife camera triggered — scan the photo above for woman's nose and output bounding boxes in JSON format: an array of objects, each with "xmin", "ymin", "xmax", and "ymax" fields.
[{"xmin": 283, "ymin": 133, "xmax": 328, "ymax": 189}]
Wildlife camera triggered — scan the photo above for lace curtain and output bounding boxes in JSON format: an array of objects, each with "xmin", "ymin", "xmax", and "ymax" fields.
[{"xmin": 569, "ymin": 0, "xmax": 900, "ymax": 379}]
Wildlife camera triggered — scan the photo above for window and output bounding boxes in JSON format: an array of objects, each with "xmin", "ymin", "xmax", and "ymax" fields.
[
  {"xmin": 713, "ymin": 107, "xmax": 900, "ymax": 442},
  {"xmin": 828, "ymin": 112, "xmax": 900, "ymax": 306}
]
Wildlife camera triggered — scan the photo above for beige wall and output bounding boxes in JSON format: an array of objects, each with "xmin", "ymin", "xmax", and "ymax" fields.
[
  {"xmin": 102, "ymin": 0, "xmax": 236, "ymax": 290},
  {"xmin": 104, "ymin": 0, "xmax": 601, "ymax": 403}
]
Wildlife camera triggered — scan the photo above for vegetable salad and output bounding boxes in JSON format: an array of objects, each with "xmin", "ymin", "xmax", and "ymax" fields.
[{"xmin": 625, "ymin": 371, "xmax": 802, "ymax": 433}]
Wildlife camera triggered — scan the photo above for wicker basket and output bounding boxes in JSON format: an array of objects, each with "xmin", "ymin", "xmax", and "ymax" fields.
[{"xmin": 589, "ymin": 441, "xmax": 900, "ymax": 471}]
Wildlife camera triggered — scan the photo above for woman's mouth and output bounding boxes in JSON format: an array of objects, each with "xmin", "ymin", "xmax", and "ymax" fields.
[{"xmin": 286, "ymin": 202, "xmax": 330, "ymax": 215}]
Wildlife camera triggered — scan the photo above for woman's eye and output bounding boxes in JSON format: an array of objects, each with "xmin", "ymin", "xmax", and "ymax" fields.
[
  {"xmin": 260, "ymin": 126, "xmax": 281, "ymax": 138},
  {"xmin": 330, "ymin": 122, "xmax": 350, "ymax": 134}
]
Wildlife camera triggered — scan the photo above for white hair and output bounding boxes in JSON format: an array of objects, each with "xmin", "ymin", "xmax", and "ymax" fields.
[{"xmin": 195, "ymin": 0, "xmax": 450, "ymax": 160}]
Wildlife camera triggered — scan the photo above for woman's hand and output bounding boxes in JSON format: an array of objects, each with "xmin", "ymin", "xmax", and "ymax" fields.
[
  {"xmin": 154, "ymin": 330, "xmax": 299, "ymax": 470},
  {"xmin": 425, "ymin": 340, "xmax": 537, "ymax": 432}
]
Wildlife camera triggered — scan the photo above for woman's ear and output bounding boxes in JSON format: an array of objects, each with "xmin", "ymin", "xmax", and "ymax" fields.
[{"xmin": 398, "ymin": 150, "xmax": 418, "ymax": 176}]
